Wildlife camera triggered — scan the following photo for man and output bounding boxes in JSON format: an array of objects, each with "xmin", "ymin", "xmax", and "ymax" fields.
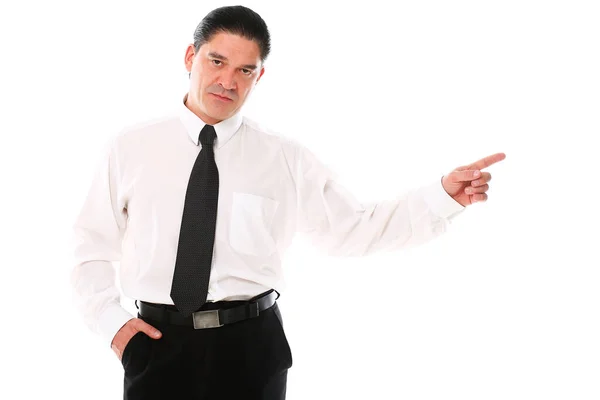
[{"xmin": 70, "ymin": 5, "xmax": 505, "ymax": 400}]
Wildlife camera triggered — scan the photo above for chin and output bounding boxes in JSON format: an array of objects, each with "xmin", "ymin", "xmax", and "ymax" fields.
[{"xmin": 209, "ymin": 108, "xmax": 235, "ymax": 121}]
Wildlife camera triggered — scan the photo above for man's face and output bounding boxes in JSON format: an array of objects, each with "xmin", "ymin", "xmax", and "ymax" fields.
[{"xmin": 185, "ymin": 32, "xmax": 265, "ymax": 124}]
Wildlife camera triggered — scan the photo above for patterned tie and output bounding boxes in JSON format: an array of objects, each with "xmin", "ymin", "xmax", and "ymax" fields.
[{"xmin": 170, "ymin": 124, "xmax": 219, "ymax": 316}]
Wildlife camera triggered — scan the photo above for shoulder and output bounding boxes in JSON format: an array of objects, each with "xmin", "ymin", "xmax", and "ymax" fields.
[
  {"xmin": 241, "ymin": 116, "xmax": 303, "ymax": 153},
  {"xmin": 109, "ymin": 113, "xmax": 180, "ymax": 148},
  {"xmin": 120, "ymin": 113, "xmax": 179, "ymax": 138}
]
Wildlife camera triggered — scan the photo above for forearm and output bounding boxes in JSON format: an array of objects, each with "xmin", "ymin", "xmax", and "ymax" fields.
[
  {"xmin": 300, "ymin": 178, "xmax": 464, "ymax": 257},
  {"xmin": 70, "ymin": 258, "xmax": 134, "ymax": 346}
]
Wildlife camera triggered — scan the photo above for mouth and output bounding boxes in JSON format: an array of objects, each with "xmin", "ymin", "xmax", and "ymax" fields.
[{"xmin": 210, "ymin": 93, "xmax": 233, "ymax": 102}]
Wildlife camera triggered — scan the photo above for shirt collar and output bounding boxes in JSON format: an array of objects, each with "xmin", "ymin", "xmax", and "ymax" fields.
[{"xmin": 178, "ymin": 93, "xmax": 243, "ymax": 148}]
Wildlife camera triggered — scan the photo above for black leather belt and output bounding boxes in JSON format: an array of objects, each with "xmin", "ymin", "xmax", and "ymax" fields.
[{"xmin": 138, "ymin": 290, "xmax": 278, "ymax": 329}]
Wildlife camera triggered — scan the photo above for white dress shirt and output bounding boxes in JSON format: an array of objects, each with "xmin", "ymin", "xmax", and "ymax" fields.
[{"xmin": 70, "ymin": 93, "xmax": 465, "ymax": 345}]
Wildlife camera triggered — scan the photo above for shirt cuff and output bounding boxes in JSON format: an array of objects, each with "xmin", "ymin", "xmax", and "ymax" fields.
[
  {"xmin": 423, "ymin": 177, "xmax": 465, "ymax": 220},
  {"xmin": 97, "ymin": 302, "xmax": 135, "ymax": 347}
]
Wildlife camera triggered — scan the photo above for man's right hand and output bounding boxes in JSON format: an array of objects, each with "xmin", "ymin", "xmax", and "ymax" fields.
[{"xmin": 111, "ymin": 318, "xmax": 162, "ymax": 361}]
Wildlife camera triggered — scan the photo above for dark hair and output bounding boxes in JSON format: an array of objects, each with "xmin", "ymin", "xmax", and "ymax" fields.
[{"xmin": 193, "ymin": 5, "xmax": 271, "ymax": 63}]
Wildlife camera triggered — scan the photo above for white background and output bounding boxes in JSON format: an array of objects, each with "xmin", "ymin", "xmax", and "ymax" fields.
[{"xmin": 1, "ymin": 0, "xmax": 599, "ymax": 399}]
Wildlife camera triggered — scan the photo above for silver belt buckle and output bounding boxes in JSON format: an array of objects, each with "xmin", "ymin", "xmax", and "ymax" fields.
[{"xmin": 192, "ymin": 310, "xmax": 223, "ymax": 329}]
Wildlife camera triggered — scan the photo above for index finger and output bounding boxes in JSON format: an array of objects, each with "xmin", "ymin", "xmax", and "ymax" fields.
[{"xmin": 467, "ymin": 152, "xmax": 506, "ymax": 170}]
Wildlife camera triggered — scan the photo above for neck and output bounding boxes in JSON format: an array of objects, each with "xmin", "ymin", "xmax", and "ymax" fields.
[{"xmin": 185, "ymin": 96, "xmax": 222, "ymax": 125}]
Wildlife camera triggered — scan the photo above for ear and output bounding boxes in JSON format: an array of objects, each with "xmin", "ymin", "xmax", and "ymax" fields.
[
  {"xmin": 256, "ymin": 66, "xmax": 265, "ymax": 84},
  {"xmin": 184, "ymin": 44, "xmax": 196, "ymax": 73}
]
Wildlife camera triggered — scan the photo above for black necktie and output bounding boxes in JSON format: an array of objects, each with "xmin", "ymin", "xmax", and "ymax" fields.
[{"xmin": 170, "ymin": 124, "xmax": 219, "ymax": 316}]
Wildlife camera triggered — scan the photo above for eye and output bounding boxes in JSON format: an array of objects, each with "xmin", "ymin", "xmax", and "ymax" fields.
[
  {"xmin": 211, "ymin": 59, "xmax": 222, "ymax": 66},
  {"xmin": 241, "ymin": 68, "xmax": 251, "ymax": 75}
]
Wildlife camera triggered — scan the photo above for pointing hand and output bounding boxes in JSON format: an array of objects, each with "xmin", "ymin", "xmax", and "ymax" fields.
[{"xmin": 442, "ymin": 153, "xmax": 506, "ymax": 207}]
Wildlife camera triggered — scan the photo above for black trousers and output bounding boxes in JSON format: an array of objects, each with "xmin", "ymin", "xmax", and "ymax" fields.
[{"xmin": 121, "ymin": 300, "xmax": 293, "ymax": 400}]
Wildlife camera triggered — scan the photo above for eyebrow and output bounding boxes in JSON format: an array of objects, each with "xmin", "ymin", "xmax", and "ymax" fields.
[{"xmin": 207, "ymin": 51, "xmax": 258, "ymax": 70}]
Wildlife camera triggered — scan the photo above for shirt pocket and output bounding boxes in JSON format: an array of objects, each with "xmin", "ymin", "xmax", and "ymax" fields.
[{"xmin": 229, "ymin": 192, "xmax": 279, "ymax": 256}]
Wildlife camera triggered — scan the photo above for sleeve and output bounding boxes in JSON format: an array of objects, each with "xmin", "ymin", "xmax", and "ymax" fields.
[
  {"xmin": 69, "ymin": 135, "xmax": 134, "ymax": 346},
  {"xmin": 294, "ymin": 144, "xmax": 466, "ymax": 257}
]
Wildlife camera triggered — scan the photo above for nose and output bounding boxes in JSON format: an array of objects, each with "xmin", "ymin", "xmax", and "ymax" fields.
[{"xmin": 218, "ymin": 69, "xmax": 236, "ymax": 91}]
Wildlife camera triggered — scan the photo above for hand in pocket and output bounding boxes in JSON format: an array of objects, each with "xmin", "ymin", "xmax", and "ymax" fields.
[{"xmin": 111, "ymin": 318, "xmax": 162, "ymax": 361}]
